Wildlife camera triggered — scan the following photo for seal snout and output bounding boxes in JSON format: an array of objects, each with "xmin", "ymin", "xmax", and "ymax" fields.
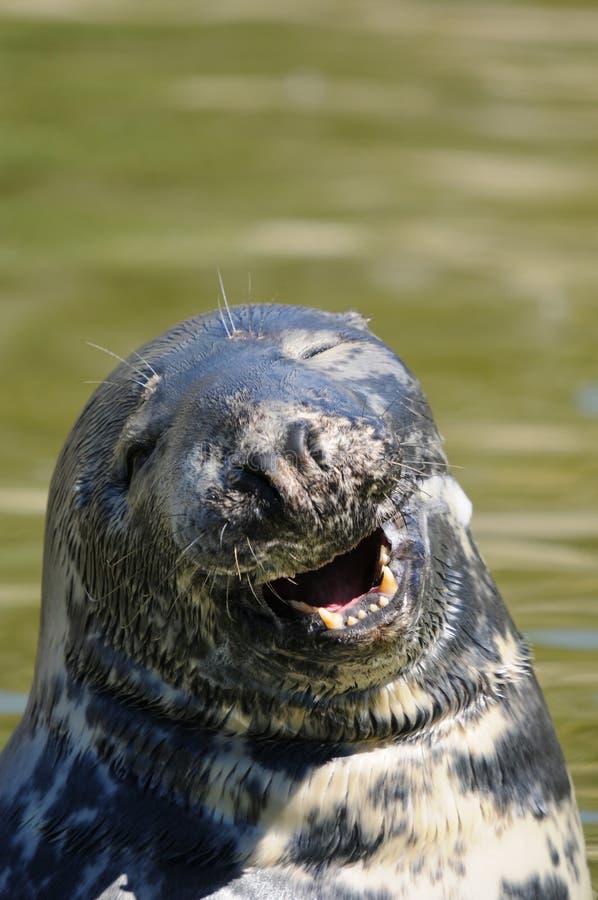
[
  {"xmin": 230, "ymin": 411, "xmax": 387, "ymax": 518},
  {"xmin": 244, "ymin": 418, "xmax": 322, "ymax": 472},
  {"xmin": 233, "ymin": 419, "xmax": 324, "ymax": 518}
]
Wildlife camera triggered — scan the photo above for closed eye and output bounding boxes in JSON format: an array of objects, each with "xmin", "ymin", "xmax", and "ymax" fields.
[
  {"xmin": 299, "ymin": 338, "xmax": 363, "ymax": 360},
  {"xmin": 298, "ymin": 341, "xmax": 341, "ymax": 360}
]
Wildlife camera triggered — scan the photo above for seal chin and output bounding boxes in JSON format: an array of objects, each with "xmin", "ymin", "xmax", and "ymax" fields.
[{"xmin": 262, "ymin": 521, "xmax": 401, "ymax": 634}]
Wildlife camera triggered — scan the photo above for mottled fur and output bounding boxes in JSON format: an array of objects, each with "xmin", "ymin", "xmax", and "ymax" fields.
[{"xmin": 0, "ymin": 305, "xmax": 591, "ymax": 899}]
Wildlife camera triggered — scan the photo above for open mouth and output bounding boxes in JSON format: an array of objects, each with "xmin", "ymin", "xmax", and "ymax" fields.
[{"xmin": 263, "ymin": 527, "xmax": 398, "ymax": 631}]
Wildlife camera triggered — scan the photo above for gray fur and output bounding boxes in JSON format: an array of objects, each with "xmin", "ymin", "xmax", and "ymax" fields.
[{"xmin": 0, "ymin": 305, "xmax": 591, "ymax": 899}]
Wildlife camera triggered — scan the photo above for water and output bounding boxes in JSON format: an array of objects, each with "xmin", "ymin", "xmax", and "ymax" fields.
[{"xmin": 0, "ymin": 0, "xmax": 597, "ymax": 886}]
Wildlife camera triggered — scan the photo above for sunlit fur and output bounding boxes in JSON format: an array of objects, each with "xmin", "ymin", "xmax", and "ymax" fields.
[{"xmin": 0, "ymin": 305, "xmax": 590, "ymax": 899}]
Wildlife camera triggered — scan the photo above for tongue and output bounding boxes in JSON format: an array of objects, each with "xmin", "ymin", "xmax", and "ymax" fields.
[{"xmin": 266, "ymin": 530, "xmax": 383, "ymax": 610}]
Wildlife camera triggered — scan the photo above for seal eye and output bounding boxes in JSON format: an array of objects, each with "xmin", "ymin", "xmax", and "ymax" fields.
[
  {"xmin": 123, "ymin": 441, "xmax": 154, "ymax": 486},
  {"xmin": 299, "ymin": 341, "xmax": 339, "ymax": 360}
]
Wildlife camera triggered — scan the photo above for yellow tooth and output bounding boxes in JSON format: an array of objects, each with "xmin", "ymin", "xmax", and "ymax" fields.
[
  {"xmin": 289, "ymin": 600, "xmax": 317, "ymax": 615},
  {"xmin": 380, "ymin": 546, "xmax": 390, "ymax": 566},
  {"xmin": 369, "ymin": 603, "xmax": 379, "ymax": 613},
  {"xmin": 346, "ymin": 615, "xmax": 358, "ymax": 626},
  {"xmin": 318, "ymin": 608, "xmax": 345, "ymax": 630},
  {"xmin": 378, "ymin": 596, "xmax": 390, "ymax": 608},
  {"xmin": 357, "ymin": 609, "xmax": 367, "ymax": 620},
  {"xmin": 379, "ymin": 565, "xmax": 398, "ymax": 596}
]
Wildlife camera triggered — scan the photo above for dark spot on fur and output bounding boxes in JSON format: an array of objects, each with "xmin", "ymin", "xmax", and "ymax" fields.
[
  {"xmin": 246, "ymin": 736, "xmax": 351, "ymax": 782},
  {"xmin": 500, "ymin": 873, "xmax": 570, "ymax": 899},
  {"xmin": 563, "ymin": 834, "xmax": 580, "ymax": 881},
  {"xmin": 286, "ymin": 805, "xmax": 385, "ymax": 866},
  {"xmin": 452, "ymin": 686, "xmax": 571, "ymax": 814},
  {"xmin": 369, "ymin": 773, "xmax": 408, "ymax": 807},
  {"xmin": 547, "ymin": 837, "xmax": 560, "ymax": 867}
]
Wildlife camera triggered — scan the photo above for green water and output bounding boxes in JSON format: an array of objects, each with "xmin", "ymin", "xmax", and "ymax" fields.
[{"xmin": 0, "ymin": 0, "xmax": 597, "ymax": 886}]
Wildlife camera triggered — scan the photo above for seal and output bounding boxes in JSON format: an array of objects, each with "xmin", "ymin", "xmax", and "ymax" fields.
[{"xmin": 0, "ymin": 304, "xmax": 591, "ymax": 900}]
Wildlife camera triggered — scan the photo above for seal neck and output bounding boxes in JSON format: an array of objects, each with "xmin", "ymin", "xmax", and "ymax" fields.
[{"xmin": 20, "ymin": 631, "xmax": 532, "ymax": 876}]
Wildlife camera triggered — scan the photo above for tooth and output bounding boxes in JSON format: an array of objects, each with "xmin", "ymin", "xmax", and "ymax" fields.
[
  {"xmin": 380, "ymin": 546, "xmax": 390, "ymax": 566},
  {"xmin": 379, "ymin": 565, "xmax": 397, "ymax": 596},
  {"xmin": 357, "ymin": 610, "xmax": 367, "ymax": 620},
  {"xmin": 289, "ymin": 600, "xmax": 317, "ymax": 615},
  {"xmin": 369, "ymin": 603, "xmax": 379, "ymax": 613},
  {"xmin": 346, "ymin": 615, "xmax": 358, "ymax": 626},
  {"xmin": 378, "ymin": 596, "xmax": 389, "ymax": 608},
  {"xmin": 318, "ymin": 608, "xmax": 345, "ymax": 630}
]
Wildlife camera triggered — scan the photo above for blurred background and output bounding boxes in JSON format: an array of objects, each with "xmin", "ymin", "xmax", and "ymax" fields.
[{"xmin": 0, "ymin": 0, "xmax": 596, "ymax": 884}]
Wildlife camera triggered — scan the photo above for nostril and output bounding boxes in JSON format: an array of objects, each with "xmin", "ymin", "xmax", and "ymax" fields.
[
  {"xmin": 284, "ymin": 421, "xmax": 329, "ymax": 469},
  {"xmin": 305, "ymin": 428, "xmax": 328, "ymax": 469},
  {"xmin": 284, "ymin": 422, "xmax": 308, "ymax": 466},
  {"xmin": 236, "ymin": 452, "xmax": 282, "ymax": 507}
]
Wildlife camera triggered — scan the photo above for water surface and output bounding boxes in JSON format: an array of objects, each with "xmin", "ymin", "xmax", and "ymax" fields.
[{"xmin": 0, "ymin": 0, "xmax": 596, "ymax": 886}]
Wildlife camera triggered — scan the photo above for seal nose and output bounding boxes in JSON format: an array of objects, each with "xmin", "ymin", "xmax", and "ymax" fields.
[
  {"xmin": 234, "ymin": 422, "xmax": 323, "ymax": 513},
  {"xmin": 284, "ymin": 421, "xmax": 332, "ymax": 470},
  {"xmin": 283, "ymin": 422, "xmax": 309, "ymax": 467}
]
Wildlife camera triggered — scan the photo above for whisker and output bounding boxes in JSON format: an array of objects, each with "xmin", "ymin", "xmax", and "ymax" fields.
[
  {"xmin": 224, "ymin": 575, "xmax": 232, "ymax": 621},
  {"xmin": 381, "ymin": 393, "xmax": 434, "ymax": 423},
  {"xmin": 263, "ymin": 582, "xmax": 287, "ymax": 604},
  {"xmin": 381, "ymin": 495, "xmax": 407, "ymax": 528},
  {"xmin": 398, "ymin": 463, "xmax": 436, "ymax": 477},
  {"xmin": 246, "ymin": 574, "xmax": 273, "ymax": 617},
  {"xmin": 86, "ymin": 340, "xmax": 149, "ymax": 383},
  {"xmin": 175, "ymin": 532, "xmax": 205, "ymax": 568},
  {"xmin": 217, "ymin": 302, "xmax": 232, "ymax": 339},
  {"xmin": 233, "ymin": 546, "xmax": 242, "ymax": 581},
  {"xmin": 131, "ymin": 350, "xmax": 158, "ymax": 379},
  {"xmin": 217, "ymin": 268, "xmax": 237, "ymax": 336},
  {"xmin": 108, "ymin": 547, "xmax": 139, "ymax": 568},
  {"xmin": 245, "ymin": 537, "xmax": 263, "ymax": 570},
  {"xmin": 200, "ymin": 570, "xmax": 214, "ymax": 593},
  {"xmin": 245, "ymin": 574, "xmax": 261, "ymax": 606}
]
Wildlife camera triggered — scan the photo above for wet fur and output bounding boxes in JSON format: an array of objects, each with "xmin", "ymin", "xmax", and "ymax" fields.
[{"xmin": 0, "ymin": 305, "xmax": 591, "ymax": 899}]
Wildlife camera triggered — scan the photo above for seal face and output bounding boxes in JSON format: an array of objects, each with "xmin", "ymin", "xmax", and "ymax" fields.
[{"xmin": 0, "ymin": 304, "xmax": 591, "ymax": 899}]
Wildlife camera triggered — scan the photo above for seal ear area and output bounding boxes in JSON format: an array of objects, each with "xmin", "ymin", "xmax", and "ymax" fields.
[
  {"xmin": 341, "ymin": 309, "xmax": 371, "ymax": 331},
  {"xmin": 120, "ymin": 438, "xmax": 157, "ymax": 486},
  {"xmin": 110, "ymin": 389, "xmax": 175, "ymax": 489},
  {"xmin": 113, "ymin": 423, "xmax": 164, "ymax": 489}
]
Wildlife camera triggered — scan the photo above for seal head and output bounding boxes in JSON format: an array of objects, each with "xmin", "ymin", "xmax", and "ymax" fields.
[
  {"xmin": 0, "ymin": 304, "xmax": 590, "ymax": 899},
  {"xmin": 41, "ymin": 305, "xmax": 453, "ymax": 740}
]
